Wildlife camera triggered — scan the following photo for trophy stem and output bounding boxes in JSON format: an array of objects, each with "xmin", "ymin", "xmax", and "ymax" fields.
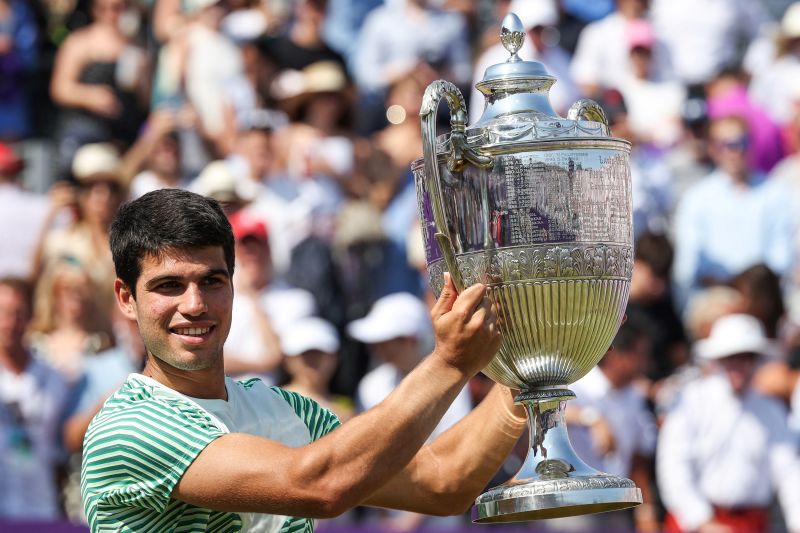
[{"xmin": 472, "ymin": 387, "xmax": 641, "ymax": 523}]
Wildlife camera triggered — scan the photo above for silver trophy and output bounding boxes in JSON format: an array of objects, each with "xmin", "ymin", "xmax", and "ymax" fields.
[{"xmin": 412, "ymin": 13, "xmax": 641, "ymax": 523}]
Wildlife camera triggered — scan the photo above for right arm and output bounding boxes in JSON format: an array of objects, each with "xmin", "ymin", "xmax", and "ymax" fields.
[{"xmin": 172, "ymin": 278, "xmax": 501, "ymax": 518}]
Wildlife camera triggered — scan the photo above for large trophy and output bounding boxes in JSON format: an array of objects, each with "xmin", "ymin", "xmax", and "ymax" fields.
[{"xmin": 412, "ymin": 13, "xmax": 640, "ymax": 522}]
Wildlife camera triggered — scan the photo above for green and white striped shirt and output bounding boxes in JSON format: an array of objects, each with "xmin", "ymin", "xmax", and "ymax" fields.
[{"xmin": 81, "ymin": 374, "xmax": 341, "ymax": 532}]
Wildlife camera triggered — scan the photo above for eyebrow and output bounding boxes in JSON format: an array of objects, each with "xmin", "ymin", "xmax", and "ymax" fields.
[{"xmin": 144, "ymin": 268, "xmax": 231, "ymax": 290}]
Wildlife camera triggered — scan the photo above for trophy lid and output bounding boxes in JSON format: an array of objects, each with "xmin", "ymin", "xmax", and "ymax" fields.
[{"xmin": 473, "ymin": 12, "xmax": 559, "ymax": 126}]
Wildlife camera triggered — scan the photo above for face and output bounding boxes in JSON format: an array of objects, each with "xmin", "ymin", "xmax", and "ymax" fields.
[
  {"xmin": 79, "ymin": 179, "xmax": 124, "ymax": 227},
  {"xmin": 0, "ymin": 285, "xmax": 30, "ymax": 351},
  {"xmin": 370, "ymin": 337, "xmax": 419, "ymax": 375},
  {"xmin": 285, "ymin": 349, "xmax": 337, "ymax": 385},
  {"xmin": 92, "ymin": 0, "xmax": 126, "ymax": 24},
  {"xmin": 717, "ymin": 352, "xmax": 759, "ymax": 395},
  {"xmin": 709, "ymin": 118, "xmax": 750, "ymax": 178},
  {"xmin": 235, "ymin": 130, "xmax": 272, "ymax": 181},
  {"xmin": 115, "ymin": 246, "xmax": 233, "ymax": 372},
  {"xmin": 149, "ymin": 136, "xmax": 180, "ymax": 178},
  {"xmin": 630, "ymin": 259, "xmax": 666, "ymax": 303},
  {"xmin": 235, "ymin": 235, "xmax": 272, "ymax": 286},
  {"xmin": 54, "ymin": 270, "xmax": 92, "ymax": 322}
]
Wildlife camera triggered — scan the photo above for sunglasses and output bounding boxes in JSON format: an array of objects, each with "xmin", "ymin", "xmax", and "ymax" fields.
[{"xmin": 713, "ymin": 136, "xmax": 749, "ymax": 152}]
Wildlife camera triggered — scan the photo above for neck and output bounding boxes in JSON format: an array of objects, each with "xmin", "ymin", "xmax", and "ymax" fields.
[
  {"xmin": 142, "ymin": 354, "xmax": 227, "ymax": 400},
  {"xmin": 0, "ymin": 344, "xmax": 30, "ymax": 375},
  {"xmin": 291, "ymin": 22, "xmax": 321, "ymax": 47}
]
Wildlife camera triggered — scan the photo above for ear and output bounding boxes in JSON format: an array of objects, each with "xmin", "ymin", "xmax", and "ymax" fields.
[{"xmin": 114, "ymin": 279, "xmax": 138, "ymax": 321}]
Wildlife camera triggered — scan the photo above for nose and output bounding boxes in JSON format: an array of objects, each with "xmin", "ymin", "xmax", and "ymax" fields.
[{"xmin": 179, "ymin": 283, "xmax": 208, "ymax": 316}]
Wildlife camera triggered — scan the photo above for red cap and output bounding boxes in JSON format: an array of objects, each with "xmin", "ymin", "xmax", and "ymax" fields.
[
  {"xmin": 229, "ymin": 210, "xmax": 268, "ymax": 241},
  {"xmin": 0, "ymin": 144, "xmax": 24, "ymax": 176}
]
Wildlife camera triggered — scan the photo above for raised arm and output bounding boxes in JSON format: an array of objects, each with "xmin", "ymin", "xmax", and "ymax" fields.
[
  {"xmin": 172, "ymin": 275, "xmax": 502, "ymax": 518},
  {"xmin": 363, "ymin": 382, "xmax": 526, "ymax": 515}
]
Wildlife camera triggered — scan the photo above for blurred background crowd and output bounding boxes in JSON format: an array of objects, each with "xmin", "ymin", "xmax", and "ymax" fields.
[{"xmin": 2, "ymin": 0, "xmax": 800, "ymax": 531}]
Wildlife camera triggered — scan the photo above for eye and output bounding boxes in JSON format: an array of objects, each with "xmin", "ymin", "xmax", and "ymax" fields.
[
  {"xmin": 154, "ymin": 281, "xmax": 182, "ymax": 292},
  {"xmin": 202, "ymin": 275, "xmax": 227, "ymax": 287}
]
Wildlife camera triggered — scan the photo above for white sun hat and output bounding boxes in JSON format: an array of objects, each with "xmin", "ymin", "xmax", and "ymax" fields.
[
  {"xmin": 694, "ymin": 313, "xmax": 774, "ymax": 360},
  {"xmin": 347, "ymin": 293, "xmax": 430, "ymax": 344},
  {"xmin": 510, "ymin": 0, "xmax": 558, "ymax": 30},
  {"xmin": 281, "ymin": 317, "xmax": 340, "ymax": 357}
]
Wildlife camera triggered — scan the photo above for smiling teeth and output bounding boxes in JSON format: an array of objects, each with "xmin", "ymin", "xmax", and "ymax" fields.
[{"xmin": 174, "ymin": 327, "xmax": 210, "ymax": 335}]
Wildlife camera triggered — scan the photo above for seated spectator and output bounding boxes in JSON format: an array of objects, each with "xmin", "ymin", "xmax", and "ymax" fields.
[
  {"xmin": 672, "ymin": 115, "xmax": 795, "ymax": 309},
  {"xmin": 570, "ymin": 0, "xmax": 673, "ymax": 97},
  {"xmin": 0, "ymin": 143, "xmax": 49, "ymax": 279},
  {"xmin": 28, "ymin": 258, "xmax": 116, "ymax": 384},
  {"xmin": 280, "ymin": 316, "xmax": 353, "ymax": 422},
  {"xmin": 0, "ymin": 277, "xmax": 69, "ymax": 521},
  {"xmin": 347, "ymin": 291, "xmax": 473, "ymax": 530},
  {"xmin": 225, "ymin": 209, "xmax": 316, "ymax": 383},
  {"xmin": 50, "ymin": 0, "xmax": 148, "ymax": 172},
  {"xmin": 657, "ymin": 314, "xmax": 800, "ymax": 533}
]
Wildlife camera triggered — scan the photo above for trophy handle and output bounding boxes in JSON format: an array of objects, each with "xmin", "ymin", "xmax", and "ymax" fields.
[
  {"xmin": 420, "ymin": 80, "xmax": 493, "ymax": 292},
  {"xmin": 567, "ymin": 99, "xmax": 611, "ymax": 135}
]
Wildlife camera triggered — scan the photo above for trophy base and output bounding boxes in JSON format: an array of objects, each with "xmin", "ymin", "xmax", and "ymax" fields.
[
  {"xmin": 472, "ymin": 474, "xmax": 642, "ymax": 523},
  {"xmin": 472, "ymin": 388, "xmax": 642, "ymax": 523}
]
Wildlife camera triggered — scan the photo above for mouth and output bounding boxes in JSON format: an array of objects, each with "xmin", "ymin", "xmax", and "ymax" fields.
[{"xmin": 170, "ymin": 324, "xmax": 216, "ymax": 344}]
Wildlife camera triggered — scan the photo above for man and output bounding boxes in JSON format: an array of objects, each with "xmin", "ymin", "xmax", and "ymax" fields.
[
  {"xmin": 657, "ymin": 313, "xmax": 800, "ymax": 533},
  {"xmin": 672, "ymin": 115, "xmax": 795, "ymax": 309},
  {"xmin": 0, "ymin": 277, "xmax": 70, "ymax": 520},
  {"xmin": 81, "ymin": 189, "xmax": 526, "ymax": 531}
]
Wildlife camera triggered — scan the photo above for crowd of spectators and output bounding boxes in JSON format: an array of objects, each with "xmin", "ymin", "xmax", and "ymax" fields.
[{"xmin": 2, "ymin": 0, "xmax": 800, "ymax": 531}]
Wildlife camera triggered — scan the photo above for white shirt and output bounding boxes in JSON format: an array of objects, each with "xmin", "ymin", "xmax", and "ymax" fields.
[
  {"xmin": 357, "ymin": 362, "xmax": 472, "ymax": 440},
  {"xmin": 618, "ymin": 76, "xmax": 685, "ymax": 148},
  {"xmin": 569, "ymin": 12, "xmax": 673, "ymax": 89},
  {"xmin": 569, "ymin": 367, "xmax": 656, "ymax": 477},
  {"xmin": 0, "ymin": 183, "xmax": 49, "ymax": 279},
  {"xmin": 0, "ymin": 358, "xmax": 69, "ymax": 520},
  {"xmin": 470, "ymin": 37, "xmax": 579, "ymax": 120},
  {"xmin": 226, "ymin": 286, "xmax": 317, "ymax": 384},
  {"xmin": 656, "ymin": 373, "xmax": 800, "ymax": 532},
  {"xmin": 651, "ymin": 0, "xmax": 767, "ymax": 84},
  {"xmin": 749, "ymin": 54, "xmax": 800, "ymax": 125}
]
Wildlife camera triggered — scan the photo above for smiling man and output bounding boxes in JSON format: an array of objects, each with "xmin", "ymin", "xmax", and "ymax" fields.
[{"xmin": 80, "ymin": 189, "xmax": 527, "ymax": 532}]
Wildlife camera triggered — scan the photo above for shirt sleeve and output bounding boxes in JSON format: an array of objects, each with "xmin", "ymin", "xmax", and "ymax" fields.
[
  {"xmin": 81, "ymin": 398, "xmax": 225, "ymax": 517},
  {"xmin": 270, "ymin": 387, "xmax": 341, "ymax": 441}
]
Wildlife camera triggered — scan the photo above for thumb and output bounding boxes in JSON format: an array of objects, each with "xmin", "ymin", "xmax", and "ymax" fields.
[{"xmin": 430, "ymin": 272, "xmax": 458, "ymax": 320}]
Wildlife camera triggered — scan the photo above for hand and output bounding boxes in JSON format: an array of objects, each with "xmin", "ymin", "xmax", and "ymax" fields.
[
  {"xmin": 429, "ymin": 272, "xmax": 501, "ymax": 377},
  {"xmin": 84, "ymin": 86, "xmax": 121, "ymax": 118},
  {"xmin": 589, "ymin": 415, "xmax": 616, "ymax": 456}
]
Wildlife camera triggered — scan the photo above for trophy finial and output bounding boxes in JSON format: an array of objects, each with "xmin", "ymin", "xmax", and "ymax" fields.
[{"xmin": 500, "ymin": 12, "xmax": 526, "ymax": 62}]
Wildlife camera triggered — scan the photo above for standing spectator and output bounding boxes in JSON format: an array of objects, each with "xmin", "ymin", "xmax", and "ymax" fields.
[
  {"xmin": 50, "ymin": 0, "xmax": 148, "ymax": 172},
  {"xmin": 0, "ymin": 277, "xmax": 69, "ymax": 521},
  {"xmin": 570, "ymin": 0, "xmax": 673, "ymax": 97},
  {"xmin": 0, "ymin": 143, "xmax": 49, "ymax": 279},
  {"xmin": 0, "ymin": 0, "xmax": 39, "ymax": 140},
  {"xmin": 657, "ymin": 314, "xmax": 800, "ymax": 533},
  {"xmin": 566, "ymin": 315, "xmax": 659, "ymax": 532},
  {"xmin": 650, "ymin": 0, "xmax": 769, "ymax": 86},
  {"xmin": 672, "ymin": 115, "xmax": 795, "ymax": 309}
]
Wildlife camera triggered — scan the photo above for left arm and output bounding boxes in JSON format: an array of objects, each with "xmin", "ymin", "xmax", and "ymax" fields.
[{"xmin": 362, "ymin": 383, "xmax": 526, "ymax": 515}]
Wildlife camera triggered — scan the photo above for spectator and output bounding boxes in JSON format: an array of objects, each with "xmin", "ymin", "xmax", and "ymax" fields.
[
  {"xmin": 628, "ymin": 232, "xmax": 689, "ymax": 382},
  {"xmin": 0, "ymin": 143, "xmax": 50, "ymax": 279},
  {"xmin": 347, "ymin": 291, "xmax": 473, "ymax": 530},
  {"xmin": 50, "ymin": 0, "xmax": 148, "ymax": 172},
  {"xmin": 566, "ymin": 314, "xmax": 659, "ymax": 532},
  {"xmin": 570, "ymin": 0, "xmax": 673, "ymax": 97},
  {"xmin": 657, "ymin": 313, "xmax": 800, "ymax": 533},
  {"xmin": 0, "ymin": 277, "xmax": 69, "ymax": 521},
  {"xmin": 650, "ymin": 0, "xmax": 770, "ymax": 86},
  {"xmin": 28, "ymin": 258, "xmax": 116, "ymax": 384},
  {"xmin": 672, "ymin": 115, "xmax": 795, "ymax": 309},
  {"xmin": 731, "ymin": 264, "xmax": 786, "ymax": 339},
  {"xmin": 280, "ymin": 316, "xmax": 353, "ymax": 422},
  {"xmin": 224, "ymin": 209, "xmax": 317, "ymax": 383},
  {"xmin": 127, "ymin": 110, "xmax": 189, "ymax": 199}
]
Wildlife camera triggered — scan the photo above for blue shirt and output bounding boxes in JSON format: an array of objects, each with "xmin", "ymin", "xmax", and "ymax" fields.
[{"xmin": 672, "ymin": 169, "xmax": 796, "ymax": 309}]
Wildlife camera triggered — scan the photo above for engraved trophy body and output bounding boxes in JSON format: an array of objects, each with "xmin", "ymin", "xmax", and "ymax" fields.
[{"xmin": 412, "ymin": 14, "xmax": 641, "ymax": 522}]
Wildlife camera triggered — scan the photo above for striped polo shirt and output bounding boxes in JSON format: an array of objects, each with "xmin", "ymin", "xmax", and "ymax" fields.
[{"xmin": 81, "ymin": 374, "xmax": 340, "ymax": 532}]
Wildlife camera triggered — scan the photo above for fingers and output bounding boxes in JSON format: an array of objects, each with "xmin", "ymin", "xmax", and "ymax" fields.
[
  {"xmin": 430, "ymin": 272, "xmax": 458, "ymax": 320},
  {"xmin": 450, "ymin": 282, "xmax": 487, "ymax": 320}
]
